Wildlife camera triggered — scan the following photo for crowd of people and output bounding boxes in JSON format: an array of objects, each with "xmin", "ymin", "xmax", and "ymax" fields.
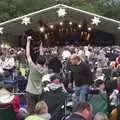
[{"xmin": 1, "ymin": 35, "xmax": 120, "ymax": 120}]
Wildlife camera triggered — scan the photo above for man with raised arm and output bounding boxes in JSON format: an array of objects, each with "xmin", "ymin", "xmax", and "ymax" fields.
[{"xmin": 26, "ymin": 36, "xmax": 47, "ymax": 114}]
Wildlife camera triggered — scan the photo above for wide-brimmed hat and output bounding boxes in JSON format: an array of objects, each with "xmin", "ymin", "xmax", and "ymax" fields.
[{"xmin": 0, "ymin": 88, "xmax": 14, "ymax": 103}]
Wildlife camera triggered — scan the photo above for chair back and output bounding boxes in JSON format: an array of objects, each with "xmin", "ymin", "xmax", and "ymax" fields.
[
  {"xmin": 0, "ymin": 104, "xmax": 16, "ymax": 120},
  {"xmin": 87, "ymin": 92, "xmax": 108, "ymax": 115}
]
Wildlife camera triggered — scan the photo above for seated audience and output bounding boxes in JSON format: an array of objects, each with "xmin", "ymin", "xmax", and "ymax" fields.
[
  {"xmin": 0, "ymin": 83, "xmax": 22, "ymax": 119},
  {"xmin": 25, "ymin": 115, "xmax": 44, "ymax": 120},
  {"xmin": 66, "ymin": 102, "xmax": 92, "ymax": 120},
  {"xmin": 34, "ymin": 101, "xmax": 51, "ymax": 120},
  {"xmin": 88, "ymin": 79, "xmax": 108, "ymax": 115},
  {"xmin": 89, "ymin": 79, "xmax": 106, "ymax": 94},
  {"xmin": 0, "ymin": 84, "xmax": 19, "ymax": 112},
  {"xmin": 25, "ymin": 101, "xmax": 50, "ymax": 120},
  {"xmin": 95, "ymin": 79, "xmax": 105, "ymax": 93},
  {"xmin": 109, "ymin": 89, "xmax": 119, "ymax": 107}
]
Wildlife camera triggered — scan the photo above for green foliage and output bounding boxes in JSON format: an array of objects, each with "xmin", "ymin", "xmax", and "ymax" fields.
[
  {"xmin": 0, "ymin": 0, "xmax": 56, "ymax": 22},
  {"xmin": 104, "ymin": 0, "xmax": 120, "ymax": 20},
  {"xmin": 79, "ymin": 2, "xmax": 104, "ymax": 16},
  {"xmin": 0, "ymin": 0, "xmax": 120, "ymax": 22}
]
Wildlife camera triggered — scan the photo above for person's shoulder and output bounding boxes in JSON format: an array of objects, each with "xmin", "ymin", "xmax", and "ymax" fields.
[
  {"xmin": 40, "ymin": 113, "xmax": 51, "ymax": 120},
  {"xmin": 78, "ymin": 61, "xmax": 85, "ymax": 67},
  {"xmin": 39, "ymin": 67, "xmax": 48, "ymax": 74},
  {"xmin": 25, "ymin": 115, "xmax": 44, "ymax": 120},
  {"xmin": 28, "ymin": 60, "xmax": 36, "ymax": 68},
  {"xmin": 81, "ymin": 61, "xmax": 90, "ymax": 68},
  {"xmin": 67, "ymin": 113, "xmax": 86, "ymax": 120}
]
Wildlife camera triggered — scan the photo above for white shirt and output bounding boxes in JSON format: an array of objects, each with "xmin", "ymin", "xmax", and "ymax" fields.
[
  {"xmin": 62, "ymin": 50, "xmax": 71, "ymax": 60},
  {"xmin": 3, "ymin": 57, "xmax": 15, "ymax": 69}
]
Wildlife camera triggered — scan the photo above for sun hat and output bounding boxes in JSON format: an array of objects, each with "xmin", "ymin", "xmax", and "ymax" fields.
[{"xmin": 0, "ymin": 88, "xmax": 14, "ymax": 103}]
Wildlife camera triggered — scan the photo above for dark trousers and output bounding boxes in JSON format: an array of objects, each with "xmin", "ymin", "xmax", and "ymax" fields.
[{"xmin": 26, "ymin": 92, "xmax": 41, "ymax": 115}]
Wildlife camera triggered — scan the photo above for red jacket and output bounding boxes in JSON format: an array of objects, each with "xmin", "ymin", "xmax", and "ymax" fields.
[{"xmin": 10, "ymin": 95, "xmax": 20, "ymax": 113}]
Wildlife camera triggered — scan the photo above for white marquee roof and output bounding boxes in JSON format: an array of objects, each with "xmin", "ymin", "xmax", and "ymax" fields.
[{"xmin": 0, "ymin": 4, "xmax": 120, "ymax": 44}]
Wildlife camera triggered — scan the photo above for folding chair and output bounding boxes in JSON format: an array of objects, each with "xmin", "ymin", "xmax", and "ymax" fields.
[
  {"xmin": 87, "ymin": 91, "xmax": 108, "ymax": 115},
  {"xmin": 17, "ymin": 76, "xmax": 27, "ymax": 93},
  {"xmin": 42, "ymin": 91, "xmax": 68, "ymax": 120},
  {"xmin": 0, "ymin": 104, "xmax": 16, "ymax": 120}
]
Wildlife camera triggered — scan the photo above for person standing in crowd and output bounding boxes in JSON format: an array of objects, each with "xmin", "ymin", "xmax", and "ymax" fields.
[
  {"xmin": 67, "ymin": 102, "xmax": 93, "ymax": 120},
  {"xmin": 69, "ymin": 54, "xmax": 93, "ymax": 103},
  {"xmin": 26, "ymin": 36, "xmax": 47, "ymax": 114},
  {"xmin": 48, "ymin": 52, "xmax": 62, "ymax": 74}
]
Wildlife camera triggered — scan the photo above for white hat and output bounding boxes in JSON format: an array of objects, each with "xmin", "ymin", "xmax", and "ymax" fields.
[
  {"xmin": 0, "ymin": 88, "xmax": 14, "ymax": 103},
  {"xmin": 42, "ymin": 73, "xmax": 55, "ymax": 82},
  {"xmin": 62, "ymin": 50, "xmax": 71, "ymax": 59}
]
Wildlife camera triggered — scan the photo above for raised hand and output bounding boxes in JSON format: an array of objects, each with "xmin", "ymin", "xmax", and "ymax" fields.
[{"xmin": 27, "ymin": 36, "xmax": 33, "ymax": 41}]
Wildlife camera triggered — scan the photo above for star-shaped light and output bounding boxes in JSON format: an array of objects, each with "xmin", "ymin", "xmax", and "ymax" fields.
[
  {"xmin": 57, "ymin": 8, "xmax": 67, "ymax": 17},
  {"xmin": 0, "ymin": 27, "xmax": 4, "ymax": 34},
  {"xmin": 91, "ymin": 17, "xmax": 101, "ymax": 26},
  {"xmin": 21, "ymin": 17, "xmax": 31, "ymax": 26}
]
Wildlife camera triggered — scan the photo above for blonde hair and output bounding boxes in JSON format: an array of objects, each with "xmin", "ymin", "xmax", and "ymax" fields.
[
  {"xmin": 34, "ymin": 101, "xmax": 48, "ymax": 114},
  {"xmin": 94, "ymin": 112, "xmax": 109, "ymax": 120},
  {"xmin": 70, "ymin": 54, "xmax": 81, "ymax": 61}
]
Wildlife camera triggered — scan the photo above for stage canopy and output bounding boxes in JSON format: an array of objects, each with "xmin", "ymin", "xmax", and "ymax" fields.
[{"xmin": 0, "ymin": 4, "xmax": 120, "ymax": 46}]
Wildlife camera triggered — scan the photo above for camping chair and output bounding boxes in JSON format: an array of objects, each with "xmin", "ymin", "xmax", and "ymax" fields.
[
  {"xmin": 0, "ymin": 104, "xmax": 16, "ymax": 120},
  {"xmin": 42, "ymin": 90, "xmax": 68, "ymax": 120},
  {"xmin": 3, "ymin": 76, "xmax": 17, "ymax": 92},
  {"xmin": 87, "ymin": 90, "xmax": 108, "ymax": 115},
  {"xmin": 16, "ymin": 76, "xmax": 27, "ymax": 93}
]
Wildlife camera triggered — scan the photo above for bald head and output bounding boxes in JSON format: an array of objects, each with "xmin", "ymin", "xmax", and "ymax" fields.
[{"xmin": 74, "ymin": 102, "xmax": 93, "ymax": 120}]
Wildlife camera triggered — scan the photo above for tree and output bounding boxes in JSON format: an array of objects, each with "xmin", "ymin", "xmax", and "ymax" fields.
[
  {"xmin": 0, "ymin": 0, "xmax": 55, "ymax": 22},
  {"xmin": 104, "ymin": 0, "xmax": 120, "ymax": 20},
  {"xmin": 0, "ymin": 0, "xmax": 120, "ymax": 22}
]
